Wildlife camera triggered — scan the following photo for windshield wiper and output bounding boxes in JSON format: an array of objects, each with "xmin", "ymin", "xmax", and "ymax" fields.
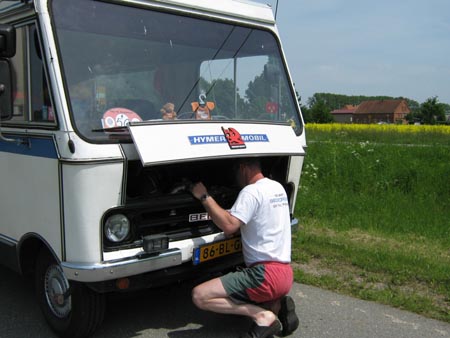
[
  {"xmin": 205, "ymin": 29, "xmax": 253, "ymax": 99},
  {"xmin": 91, "ymin": 126, "xmax": 129, "ymax": 132},
  {"xmin": 176, "ymin": 26, "xmax": 237, "ymax": 111},
  {"xmin": 177, "ymin": 26, "xmax": 254, "ymax": 114}
]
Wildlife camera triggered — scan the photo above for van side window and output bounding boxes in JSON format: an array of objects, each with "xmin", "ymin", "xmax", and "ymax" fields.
[
  {"xmin": 10, "ymin": 26, "xmax": 27, "ymax": 121},
  {"xmin": 7, "ymin": 23, "xmax": 55, "ymax": 125}
]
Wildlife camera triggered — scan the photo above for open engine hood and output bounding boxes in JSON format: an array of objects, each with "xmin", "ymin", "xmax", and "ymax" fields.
[{"xmin": 129, "ymin": 121, "xmax": 305, "ymax": 166}]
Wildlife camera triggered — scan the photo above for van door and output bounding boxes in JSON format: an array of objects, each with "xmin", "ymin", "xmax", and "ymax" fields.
[{"xmin": 0, "ymin": 22, "xmax": 61, "ymax": 269}]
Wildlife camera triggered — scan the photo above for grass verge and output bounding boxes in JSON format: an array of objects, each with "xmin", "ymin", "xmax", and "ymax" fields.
[
  {"xmin": 291, "ymin": 222, "xmax": 450, "ymax": 322},
  {"xmin": 292, "ymin": 124, "xmax": 450, "ymax": 323}
]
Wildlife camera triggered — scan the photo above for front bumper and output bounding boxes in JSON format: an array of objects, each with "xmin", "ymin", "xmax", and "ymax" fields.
[
  {"xmin": 62, "ymin": 218, "xmax": 297, "ymax": 285},
  {"xmin": 62, "ymin": 248, "xmax": 182, "ymax": 282},
  {"xmin": 62, "ymin": 232, "xmax": 227, "ymax": 283},
  {"xmin": 87, "ymin": 252, "xmax": 244, "ymax": 293}
]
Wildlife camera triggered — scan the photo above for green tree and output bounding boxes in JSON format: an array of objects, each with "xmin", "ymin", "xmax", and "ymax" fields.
[
  {"xmin": 207, "ymin": 78, "xmax": 245, "ymax": 117},
  {"xmin": 310, "ymin": 99, "xmax": 333, "ymax": 123},
  {"xmin": 199, "ymin": 77, "xmax": 246, "ymax": 118},
  {"xmin": 306, "ymin": 93, "xmax": 420, "ymax": 114},
  {"xmin": 297, "ymin": 93, "xmax": 311, "ymax": 123},
  {"xmin": 245, "ymin": 71, "xmax": 270, "ymax": 118},
  {"xmin": 420, "ymin": 97, "xmax": 446, "ymax": 124},
  {"xmin": 245, "ymin": 57, "xmax": 297, "ymax": 121}
]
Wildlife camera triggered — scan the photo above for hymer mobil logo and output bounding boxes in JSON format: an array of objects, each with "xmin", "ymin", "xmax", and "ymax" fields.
[{"xmin": 222, "ymin": 127, "xmax": 246, "ymax": 150}]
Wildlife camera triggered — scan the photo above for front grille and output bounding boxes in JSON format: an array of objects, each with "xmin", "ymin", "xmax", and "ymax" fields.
[{"xmin": 103, "ymin": 191, "xmax": 236, "ymax": 251}]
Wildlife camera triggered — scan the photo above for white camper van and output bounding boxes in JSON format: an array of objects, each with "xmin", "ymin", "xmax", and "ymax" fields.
[{"xmin": 0, "ymin": 0, "xmax": 306, "ymax": 336}]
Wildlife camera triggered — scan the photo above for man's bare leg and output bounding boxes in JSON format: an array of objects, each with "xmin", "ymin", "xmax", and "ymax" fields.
[{"xmin": 192, "ymin": 277, "xmax": 277, "ymax": 326}]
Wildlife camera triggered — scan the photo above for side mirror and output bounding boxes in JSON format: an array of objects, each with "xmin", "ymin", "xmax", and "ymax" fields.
[
  {"xmin": 0, "ymin": 59, "xmax": 13, "ymax": 120},
  {"xmin": 0, "ymin": 24, "xmax": 16, "ymax": 58}
]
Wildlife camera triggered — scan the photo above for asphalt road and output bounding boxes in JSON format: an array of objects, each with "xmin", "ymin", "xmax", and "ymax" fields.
[{"xmin": 1, "ymin": 265, "xmax": 449, "ymax": 338}]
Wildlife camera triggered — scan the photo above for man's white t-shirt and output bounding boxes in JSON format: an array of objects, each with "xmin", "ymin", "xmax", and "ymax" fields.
[{"xmin": 230, "ymin": 177, "xmax": 291, "ymax": 267}]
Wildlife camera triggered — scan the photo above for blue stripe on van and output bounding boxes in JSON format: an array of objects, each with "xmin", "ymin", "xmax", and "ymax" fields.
[{"xmin": 0, "ymin": 136, "xmax": 58, "ymax": 159}]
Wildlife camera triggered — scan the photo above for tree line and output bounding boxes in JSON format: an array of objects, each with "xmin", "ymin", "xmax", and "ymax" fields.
[{"xmin": 299, "ymin": 92, "xmax": 450, "ymax": 125}]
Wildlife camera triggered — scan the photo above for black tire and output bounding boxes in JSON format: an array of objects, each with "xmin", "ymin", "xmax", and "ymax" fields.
[{"xmin": 35, "ymin": 249, "xmax": 105, "ymax": 338}]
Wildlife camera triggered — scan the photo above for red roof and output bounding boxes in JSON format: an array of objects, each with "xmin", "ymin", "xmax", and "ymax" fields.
[
  {"xmin": 330, "ymin": 105, "xmax": 358, "ymax": 115},
  {"xmin": 354, "ymin": 99, "xmax": 409, "ymax": 114}
]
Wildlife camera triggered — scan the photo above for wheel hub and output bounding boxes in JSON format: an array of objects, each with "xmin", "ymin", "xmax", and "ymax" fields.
[{"xmin": 44, "ymin": 264, "xmax": 71, "ymax": 318}]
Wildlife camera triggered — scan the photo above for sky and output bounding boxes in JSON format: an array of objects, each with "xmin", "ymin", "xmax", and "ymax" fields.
[{"xmin": 252, "ymin": 0, "xmax": 450, "ymax": 105}]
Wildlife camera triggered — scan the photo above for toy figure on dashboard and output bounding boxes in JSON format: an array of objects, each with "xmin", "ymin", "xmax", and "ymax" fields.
[
  {"xmin": 191, "ymin": 93, "xmax": 215, "ymax": 120},
  {"xmin": 160, "ymin": 102, "xmax": 177, "ymax": 120}
]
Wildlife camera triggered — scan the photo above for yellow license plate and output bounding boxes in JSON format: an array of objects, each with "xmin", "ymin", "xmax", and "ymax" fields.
[{"xmin": 193, "ymin": 237, "xmax": 242, "ymax": 265}]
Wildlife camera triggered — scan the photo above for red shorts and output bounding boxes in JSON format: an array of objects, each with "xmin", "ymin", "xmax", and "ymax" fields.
[{"xmin": 220, "ymin": 261, "xmax": 293, "ymax": 304}]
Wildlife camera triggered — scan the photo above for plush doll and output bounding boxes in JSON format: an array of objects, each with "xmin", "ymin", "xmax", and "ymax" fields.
[
  {"xmin": 160, "ymin": 102, "xmax": 177, "ymax": 120},
  {"xmin": 191, "ymin": 94, "xmax": 214, "ymax": 120}
]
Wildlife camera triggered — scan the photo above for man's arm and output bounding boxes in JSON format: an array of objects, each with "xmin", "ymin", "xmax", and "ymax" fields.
[{"xmin": 191, "ymin": 182, "xmax": 242, "ymax": 236}]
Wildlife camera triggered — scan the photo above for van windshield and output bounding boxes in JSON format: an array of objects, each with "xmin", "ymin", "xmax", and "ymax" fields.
[{"xmin": 52, "ymin": 0, "xmax": 302, "ymax": 141}]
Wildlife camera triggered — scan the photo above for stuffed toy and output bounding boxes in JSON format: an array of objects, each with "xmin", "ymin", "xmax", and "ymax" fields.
[
  {"xmin": 160, "ymin": 102, "xmax": 177, "ymax": 120},
  {"xmin": 191, "ymin": 94, "xmax": 214, "ymax": 120}
]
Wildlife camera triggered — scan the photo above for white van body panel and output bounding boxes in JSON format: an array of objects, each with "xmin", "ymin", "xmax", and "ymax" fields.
[
  {"xmin": 288, "ymin": 156, "xmax": 304, "ymax": 210},
  {"xmin": 0, "ymin": 136, "xmax": 61, "ymax": 256},
  {"xmin": 62, "ymin": 161, "xmax": 124, "ymax": 262},
  {"xmin": 59, "ymin": 132, "xmax": 124, "ymax": 161}
]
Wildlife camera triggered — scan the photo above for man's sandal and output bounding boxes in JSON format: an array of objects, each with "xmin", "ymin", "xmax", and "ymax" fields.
[
  {"xmin": 240, "ymin": 319, "xmax": 282, "ymax": 338},
  {"xmin": 278, "ymin": 296, "xmax": 299, "ymax": 336}
]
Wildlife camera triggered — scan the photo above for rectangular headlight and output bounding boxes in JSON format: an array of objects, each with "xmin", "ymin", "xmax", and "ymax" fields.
[{"xmin": 143, "ymin": 235, "xmax": 169, "ymax": 253}]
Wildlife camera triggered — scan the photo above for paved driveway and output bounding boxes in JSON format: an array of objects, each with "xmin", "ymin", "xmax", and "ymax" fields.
[{"xmin": 0, "ymin": 265, "xmax": 448, "ymax": 337}]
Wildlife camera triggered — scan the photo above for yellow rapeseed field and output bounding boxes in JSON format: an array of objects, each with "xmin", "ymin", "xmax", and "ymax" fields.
[{"xmin": 306, "ymin": 123, "xmax": 450, "ymax": 135}]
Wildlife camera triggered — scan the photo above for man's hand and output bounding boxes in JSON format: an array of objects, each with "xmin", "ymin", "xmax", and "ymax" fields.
[
  {"xmin": 190, "ymin": 182, "xmax": 208, "ymax": 201},
  {"xmin": 190, "ymin": 181, "xmax": 242, "ymax": 236}
]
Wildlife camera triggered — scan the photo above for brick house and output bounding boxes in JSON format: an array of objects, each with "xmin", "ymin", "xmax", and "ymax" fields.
[
  {"xmin": 330, "ymin": 105, "xmax": 358, "ymax": 123},
  {"xmin": 353, "ymin": 99, "xmax": 410, "ymax": 124}
]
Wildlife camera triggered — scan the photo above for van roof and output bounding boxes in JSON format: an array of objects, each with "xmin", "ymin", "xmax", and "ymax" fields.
[
  {"xmin": 152, "ymin": 0, "xmax": 275, "ymax": 24},
  {"xmin": 0, "ymin": 0, "xmax": 275, "ymax": 24}
]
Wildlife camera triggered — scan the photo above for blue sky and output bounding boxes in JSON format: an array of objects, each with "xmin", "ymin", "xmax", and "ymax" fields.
[{"xmin": 253, "ymin": 0, "xmax": 450, "ymax": 105}]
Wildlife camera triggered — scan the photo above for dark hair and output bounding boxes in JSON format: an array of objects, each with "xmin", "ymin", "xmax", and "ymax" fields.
[{"xmin": 234, "ymin": 157, "xmax": 261, "ymax": 170}]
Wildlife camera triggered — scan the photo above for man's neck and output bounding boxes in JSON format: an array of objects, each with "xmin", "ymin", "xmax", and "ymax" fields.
[{"xmin": 248, "ymin": 172, "xmax": 265, "ymax": 185}]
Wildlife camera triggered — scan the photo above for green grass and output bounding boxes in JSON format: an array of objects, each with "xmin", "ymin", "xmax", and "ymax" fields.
[{"xmin": 292, "ymin": 124, "xmax": 450, "ymax": 322}]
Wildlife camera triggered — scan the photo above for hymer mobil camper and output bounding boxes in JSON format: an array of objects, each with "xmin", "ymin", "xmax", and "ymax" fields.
[{"xmin": 0, "ymin": 0, "xmax": 306, "ymax": 336}]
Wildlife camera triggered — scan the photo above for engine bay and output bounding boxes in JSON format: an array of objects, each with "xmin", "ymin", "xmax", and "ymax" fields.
[{"xmin": 103, "ymin": 156, "xmax": 291, "ymax": 251}]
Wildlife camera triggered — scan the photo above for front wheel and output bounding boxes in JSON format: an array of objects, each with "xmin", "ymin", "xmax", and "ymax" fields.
[{"xmin": 35, "ymin": 249, "xmax": 105, "ymax": 338}]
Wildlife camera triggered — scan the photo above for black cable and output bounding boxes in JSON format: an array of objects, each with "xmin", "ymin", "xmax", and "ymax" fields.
[{"xmin": 275, "ymin": 0, "xmax": 279, "ymax": 20}]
